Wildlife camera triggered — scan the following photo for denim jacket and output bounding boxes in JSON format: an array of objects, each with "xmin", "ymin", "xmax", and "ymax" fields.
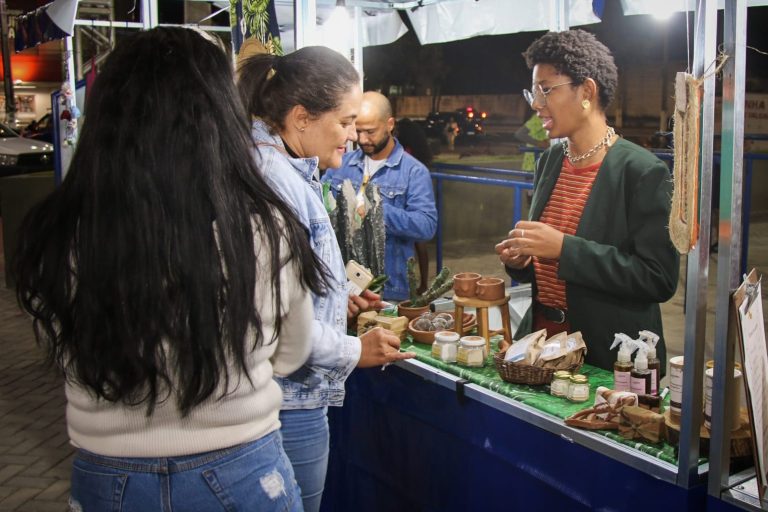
[
  {"xmin": 322, "ymin": 140, "xmax": 437, "ymax": 300},
  {"xmin": 250, "ymin": 120, "xmax": 361, "ymax": 409}
]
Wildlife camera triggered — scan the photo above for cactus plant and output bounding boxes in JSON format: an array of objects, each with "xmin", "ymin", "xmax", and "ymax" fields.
[{"xmin": 407, "ymin": 257, "xmax": 454, "ymax": 307}]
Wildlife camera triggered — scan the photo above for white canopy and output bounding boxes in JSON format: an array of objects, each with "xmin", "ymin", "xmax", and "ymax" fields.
[
  {"xmin": 620, "ymin": 0, "xmax": 768, "ymax": 16},
  {"xmin": 406, "ymin": 0, "xmax": 600, "ymax": 45},
  {"xmin": 275, "ymin": 0, "xmax": 600, "ymax": 54}
]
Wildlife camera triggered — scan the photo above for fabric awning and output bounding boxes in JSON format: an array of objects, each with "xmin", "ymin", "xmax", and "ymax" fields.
[{"xmin": 14, "ymin": 0, "xmax": 78, "ymax": 52}]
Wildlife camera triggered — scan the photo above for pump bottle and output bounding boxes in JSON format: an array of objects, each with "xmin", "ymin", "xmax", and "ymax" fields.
[
  {"xmin": 610, "ymin": 334, "xmax": 635, "ymax": 392},
  {"xmin": 630, "ymin": 346, "xmax": 652, "ymax": 395},
  {"xmin": 638, "ymin": 330, "xmax": 661, "ymax": 395}
]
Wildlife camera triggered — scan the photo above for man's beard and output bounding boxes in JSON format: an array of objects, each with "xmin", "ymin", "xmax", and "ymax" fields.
[{"xmin": 361, "ymin": 134, "xmax": 390, "ymax": 156}]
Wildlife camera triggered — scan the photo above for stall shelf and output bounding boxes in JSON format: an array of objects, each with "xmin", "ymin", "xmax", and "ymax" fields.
[{"xmin": 322, "ymin": 354, "xmax": 710, "ymax": 512}]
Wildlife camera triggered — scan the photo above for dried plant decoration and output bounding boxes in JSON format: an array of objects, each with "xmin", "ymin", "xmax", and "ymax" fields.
[
  {"xmin": 669, "ymin": 71, "xmax": 701, "ymax": 254},
  {"xmin": 669, "ymin": 53, "xmax": 729, "ymax": 254}
]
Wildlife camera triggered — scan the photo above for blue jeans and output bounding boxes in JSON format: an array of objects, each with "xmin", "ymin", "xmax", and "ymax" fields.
[
  {"xmin": 68, "ymin": 430, "xmax": 302, "ymax": 512},
  {"xmin": 279, "ymin": 407, "xmax": 329, "ymax": 512}
]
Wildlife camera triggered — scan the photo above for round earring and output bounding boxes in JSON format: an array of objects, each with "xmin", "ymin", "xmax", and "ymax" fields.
[
  {"xmin": 581, "ymin": 99, "xmax": 590, "ymax": 110},
  {"xmin": 298, "ymin": 127, "xmax": 305, "ymax": 132}
]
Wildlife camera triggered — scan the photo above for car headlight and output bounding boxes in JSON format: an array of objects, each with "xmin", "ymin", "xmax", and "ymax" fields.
[{"xmin": 0, "ymin": 154, "xmax": 18, "ymax": 166}]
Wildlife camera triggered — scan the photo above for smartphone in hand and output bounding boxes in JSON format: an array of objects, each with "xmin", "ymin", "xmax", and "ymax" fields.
[{"xmin": 346, "ymin": 260, "xmax": 373, "ymax": 296}]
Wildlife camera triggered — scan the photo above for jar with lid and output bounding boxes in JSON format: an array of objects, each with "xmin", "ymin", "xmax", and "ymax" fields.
[
  {"xmin": 550, "ymin": 371, "xmax": 572, "ymax": 397},
  {"xmin": 432, "ymin": 331, "xmax": 460, "ymax": 363},
  {"xmin": 457, "ymin": 336, "xmax": 486, "ymax": 367},
  {"xmin": 567, "ymin": 374, "xmax": 590, "ymax": 402}
]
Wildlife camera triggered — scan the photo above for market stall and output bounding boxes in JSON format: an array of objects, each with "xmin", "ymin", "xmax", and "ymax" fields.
[
  {"xmin": 43, "ymin": 0, "xmax": 765, "ymax": 510},
  {"xmin": 322, "ymin": 357, "xmax": 707, "ymax": 511},
  {"xmin": 283, "ymin": 1, "xmax": 765, "ymax": 510}
]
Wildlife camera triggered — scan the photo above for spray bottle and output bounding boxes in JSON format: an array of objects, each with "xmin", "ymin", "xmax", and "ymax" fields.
[
  {"xmin": 638, "ymin": 330, "xmax": 661, "ymax": 395},
  {"xmin": 630, "ymin": 342, "xmax": 652, "ymax": 395},
  {"xmin": 610, "ymin": 333, "xmax": 637, "ymax": 392}
]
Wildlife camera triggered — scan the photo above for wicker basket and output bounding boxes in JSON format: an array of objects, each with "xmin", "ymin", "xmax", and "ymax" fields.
[{"xmin": 494, "ymin": 349, "xmax": 584, "ymax": 386}]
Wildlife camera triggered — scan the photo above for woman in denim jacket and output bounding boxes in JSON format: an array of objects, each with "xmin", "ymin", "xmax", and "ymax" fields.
[{"xmin": 238, "ymin": 46, "xmax": 415, "ymax": 512}]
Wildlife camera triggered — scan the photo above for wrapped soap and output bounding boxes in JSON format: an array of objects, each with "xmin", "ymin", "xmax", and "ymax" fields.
[
  {"xmin": 618, "ymin": 406, "xmax": 665, "ymax": 443},
  {"xmin": 636, "ymin": 393, "xmax": 663, "ymax": 414},
  {"xmin": 593, "ymin": 386, "xmax": 638, "ymax": 421}
]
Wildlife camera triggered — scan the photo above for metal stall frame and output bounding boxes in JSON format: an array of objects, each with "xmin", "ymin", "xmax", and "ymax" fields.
[
  {"xmin": 59, "ymin": 0, "xmax": 756, "ymax": 508},
  {"xmin": 710, "ymin": 1, "xmax": 767, "ymax": 511},
  {"xmin": 291, "ymin": 0, "xmax": 756, "ymax": 507},
  {"xmin": 678, "ymin": 0, "xmax": 717, "ymax": 490}
]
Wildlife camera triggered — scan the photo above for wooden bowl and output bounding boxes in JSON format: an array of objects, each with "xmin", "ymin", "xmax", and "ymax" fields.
[
  {"xmin": 397, "ymin": 300, "xmax": 430, "ymax": 321},
  {"xmin": 408, "ymin": 313, "xmax": 477, "ymax": 344}
]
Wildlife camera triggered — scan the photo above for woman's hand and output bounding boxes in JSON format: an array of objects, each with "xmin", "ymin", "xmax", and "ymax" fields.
[
  {"xmin": 495, "ymin": 233, "xmax": 531, "ymax": 269},
  {"xmin": 357, "ymin": 327, "xmax": 415, "ymax": 368},
  {"xmin": 495, "ymin": 221, "xmax": 565, "ymax": 265},
  {"xmin": 347, "ymin": 289, "xmax": 384, "ymax": 321}
]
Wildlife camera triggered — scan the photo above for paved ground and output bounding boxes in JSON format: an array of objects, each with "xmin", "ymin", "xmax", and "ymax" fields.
[
  {"xmin": 1, "ymin": 212, "xmax": 766, "ymax": 511},
  {"xmin": 0, "ymin": 221, "xmax": 73, "ymax": 511}
]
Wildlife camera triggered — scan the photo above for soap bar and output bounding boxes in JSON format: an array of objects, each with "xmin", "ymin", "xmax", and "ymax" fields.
[{"xmin": 377, "ymin": 316, "xmax": 408, "ymax": 332}]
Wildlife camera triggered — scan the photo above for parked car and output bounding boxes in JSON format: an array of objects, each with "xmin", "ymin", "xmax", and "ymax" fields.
[
  {"xmin": 424, "ymin": 107, "xmax": 487, "ymax": 142},
  {"xmin": 23, "ymin": 113, "xmax": 54, "ymax": 143},
  {"xmin": 0, "ymin": 122, "xmax": 54, "ymax": 177}
]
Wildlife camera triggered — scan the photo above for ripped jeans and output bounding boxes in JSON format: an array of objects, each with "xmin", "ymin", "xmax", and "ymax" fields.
[{"xmin": 68, "ymin": 430, "xmax": 302, "ymax": 512}]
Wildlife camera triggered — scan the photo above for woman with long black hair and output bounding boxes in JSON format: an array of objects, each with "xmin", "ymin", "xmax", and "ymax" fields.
[{"xmin": 14, "ymin": 27, "xmax": 325, "ymax": 511}]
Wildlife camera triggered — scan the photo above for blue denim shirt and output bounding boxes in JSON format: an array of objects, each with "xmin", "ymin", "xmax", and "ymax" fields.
[
  {"xmin": 250, "ymin": 120, "xmax": 361, "ymax": 409},
  {"xmin": 323, "ymin": 140, "xmax": 437, "ymax": 300}
]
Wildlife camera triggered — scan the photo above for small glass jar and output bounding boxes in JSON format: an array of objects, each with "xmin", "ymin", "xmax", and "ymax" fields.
[
  {"xmin": 457, "ymin": 336, "xmax": 486, "ymax": 367},
  {"xmin": 550, "ymin": 370, "xmax": 572, "ymax": 397},
  {"xmin": 567, "ymin": 374, "xmax": 590, "ymax": 402},
  {"xmin": 432, "ymin": 331, "xmax": 460, "ymax": 363}
]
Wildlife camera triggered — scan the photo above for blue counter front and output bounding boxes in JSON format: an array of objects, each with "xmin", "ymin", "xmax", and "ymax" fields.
[{"xmin": 321, "ymin": 360, "xmax": 710, "ymax": 512}]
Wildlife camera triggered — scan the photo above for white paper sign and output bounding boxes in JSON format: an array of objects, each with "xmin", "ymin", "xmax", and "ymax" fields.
[{"xmin": 735, "ymin": 274, "xmax": 768, "ymax": 499}]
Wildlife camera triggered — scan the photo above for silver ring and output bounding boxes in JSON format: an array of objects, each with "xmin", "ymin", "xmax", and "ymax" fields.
[{"xmin": 520, "ymin": 229, "xmax": 525, "ymax": 239}]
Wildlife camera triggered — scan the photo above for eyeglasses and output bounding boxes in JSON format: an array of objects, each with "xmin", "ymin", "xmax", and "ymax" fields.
[{"xmin": 522, "ymin": 82, "xmax": 574, "ymax": 108}]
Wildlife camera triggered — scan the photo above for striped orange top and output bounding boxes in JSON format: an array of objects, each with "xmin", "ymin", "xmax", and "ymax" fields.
[{"xmin": 533, "ymin": 158, "xmax": 602, "ymax": 309}]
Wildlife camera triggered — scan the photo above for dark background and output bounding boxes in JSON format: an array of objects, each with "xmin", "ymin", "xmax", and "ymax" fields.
[{"xmin": 362, "ymin": 4, "xmax": 768, "ymax": 97}]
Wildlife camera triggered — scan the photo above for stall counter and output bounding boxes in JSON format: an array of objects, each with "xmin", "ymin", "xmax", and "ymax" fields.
[{"xmin": 321, "ymin": 338, "xmax": 712, "ymax": 511}]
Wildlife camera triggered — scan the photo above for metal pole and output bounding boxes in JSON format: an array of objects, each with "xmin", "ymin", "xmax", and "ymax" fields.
[
  {"xmin": 548, "ymin": 0, "xmax": 569, "ymax": 32},
  {"xmin": 741, "ymin": 157, "xmax": 753, "ymax": 276},
  {"xmin": 0, "ymin": 0, "xmax": 16, "ymax": 125},
  {"xmin": 149, "ymin": 0, "xmax": 158, "ymax": 28},
  {"xmin": 547, "ymin": 0, "xmax": 568, "ymax": 148},
  {"xmin": 708, "ymin": 0, "xmax": 747, "ymax": 497},
  {"xmin": 294, "ymin": 0, "xmax": 316, "ymax": 50},
  {"xmin": 74, "ymin": 28, "xmax": 83, "ymax": 80},
  {"xmin": 141, "ymin": 0, "xmax": 150, "ymax": 29},
  {"xmin": 660, "ymin": 28, "xmax": 669, "ymax": 132},
  {"xmin": 64, "ymin": 37, "xmax": 76, "ymax": 103},
  {"xmin": 435, "ymin": 178, "xmax": 443, "ymax": 272},
  {"xmin": 141, "ymin": 0, "xmax": 158, "ymax": 29},
  {"xmin": 513, "ymin": 187, "xmax": 522, "ymax": 227},
  {"xmin": 352, "ymin": 6, "xmax": 363, "ymax": 87},
  {"xmin": 230, "ymin": 0, "xmax": 243, "ymax": 54},
  {"xmin": 677, "ymin": 0, "xmax": 716, "ymax": 487}
]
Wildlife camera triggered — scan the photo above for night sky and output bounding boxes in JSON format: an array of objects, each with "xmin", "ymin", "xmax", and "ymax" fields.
[{"xmin": 363, "ymin": 4, "xmax": 768, "ymax": 96}]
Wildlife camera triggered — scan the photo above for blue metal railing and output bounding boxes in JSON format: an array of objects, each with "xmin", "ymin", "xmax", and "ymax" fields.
[
  {"xmin": 518, "ymin": 145, "xmax": 768, "ymax": 275},
  {"xmin": 429, "ymin": 163, "xmax": 534, "ymax": 270}
]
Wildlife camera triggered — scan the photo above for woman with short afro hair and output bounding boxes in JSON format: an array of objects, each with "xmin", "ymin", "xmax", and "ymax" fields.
[{"xmin": 496, "ymin": 29, "xmax": 679, "ymax": 374}]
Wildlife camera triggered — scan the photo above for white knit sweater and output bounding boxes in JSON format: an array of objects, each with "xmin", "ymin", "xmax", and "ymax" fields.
[{"xmin": 65, "ymin": 221, "xmax": 313, "ymax": 457}]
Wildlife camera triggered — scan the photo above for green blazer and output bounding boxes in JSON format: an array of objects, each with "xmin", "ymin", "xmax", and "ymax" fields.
[{"xmin": 508, "ymin": 138, "xmax": 680, "ymax": 373}]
